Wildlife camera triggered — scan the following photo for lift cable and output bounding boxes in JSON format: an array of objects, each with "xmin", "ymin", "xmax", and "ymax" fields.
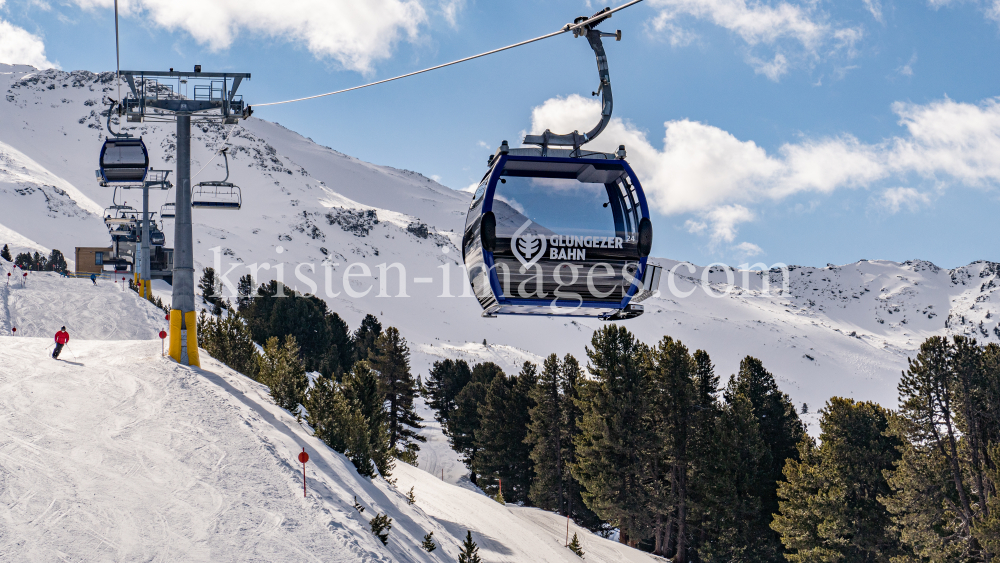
[
  {"xmin": 253, "ymin": 0, "xmax": 646, "ymax": 108},
  {"xmin": 114, "ymin": 0, "xmax": 121, "ymax": 106}
]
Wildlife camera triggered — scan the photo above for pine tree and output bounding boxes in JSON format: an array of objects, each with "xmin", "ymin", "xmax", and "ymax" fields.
[
  {"xmin": 343, "ymin": 361, "xmax": 394, "ymax": 477},
  {"xmin": 699, "ymin": 392, "xmax": 772, "ymax": 562},
  {"xmin": 475, "ymin": 361, "xmax": 536, "ymax": 504},
  {"xmin": 0, "ymin": 244, "xmax": 11, "ymax": 262},
  {"xmin": 723, "ymin": 355, "xmax": 805, "ymax": 558},
  {"xmin": 196, "ymin": 311, "xmax": 259, "ymax": 379},
  {"xmin": 572, "ymin": 325, "xmax": 653, "ymax": 547},
  {"xmin": 421, "ymin": 531, "xmax": 436, "ymax": 552},
  {"xmin": 325, "ymin": 311, "xmax": 354, "ymax": 379},
  {"xmin": 352, "ymin": 313, "xmax": 382, "ymax": 363},
  {"xmin": 567, "ymin": 532, "xmax": 585, "ymax": 557},
  {"xmin": 528, "ymin": 354, "xmax": 566, "ymax": 512},
  {"xmin": 236, "ymin": 273, "xmax": 254, "ymax": 311},
  {"xmin": 406, "ymin": 486, "xmax": 415, "ymax": 505},
  {"xmin": 13, "ymin": 252, "xmax": 31, "ymax": 270},
  {"xmin": 687, "ymin": 350, "xmax": 725, "ymax": 557},
  {"xmin": 426, "ymin": 358, "xmax": 473, "ymax": 426},
  {"xmin": 458, "ymin": 531, "xmax": 482, "ymax": 563},
  {"xmin": 646, "ymin": 335, "xmax": 697, "ymax": 558},
  {"xmin": 46, "ymin": 249, "xmax": 67, "ymax": 273},
  {"xmin": 368, "ymin": 327, "xmax": 425, "ymax": 457},
  {"xmin": 31, "ymin": 251, "xmax": 45, "ymax": 271},
  {"xmin": 305, "ymin": 376, "xmax": 374, "ymax": 475},
  {"xmin": 370, "ymin": 513, "xmax": 392, "ymax": 545},
  {"xmin": 881, "ymin": 336, "xmax": 1000, "ymax": 560},
  {"xmin": 244, "ymin": 281, "xmax": 343, "ymax": 377},
  {"xmin": 257, "ymin": 335, "xmax": 308, "ymax": 414},
  {"xmin": 198, "ymin": 266, "xmax": 223, "ymax": 313},
  {"xmin": 558, "ymin": 354, "xmax": 603, "ymax": 531},
  {"xmin": 450, "ymin": 380, "xmax": 489, "ymax": 485},
  {"xmin": 772, "ymin": 397, "xmax": 905, "ymax": 562}
]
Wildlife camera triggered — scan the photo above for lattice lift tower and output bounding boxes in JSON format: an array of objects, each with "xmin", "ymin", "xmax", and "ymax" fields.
[{"xmin": 118, "ymin": 67, "xmax": 251, "ymax": 366}]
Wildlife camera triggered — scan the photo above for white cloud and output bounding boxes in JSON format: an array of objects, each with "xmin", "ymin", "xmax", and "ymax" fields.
[
  {"xmin": 749, "ymin": 52, "xmax": 788, "ymax": 81},
  {"xmin": 69, "ymin": 0, "xmax": 425, "ymax": 73},
  {"xmin": 877, "ymin": 187, "xmax": 931, "ymax": 213},
  {"xmin": 733, "ymin": 241, "xmax": 764, "ymax": 259},
  {"xmin": 896, "ymin": 53, "xmax": 917, "ymax": 77},
  {"xmin": 647, "ymin": 0, "xmax": 861, "ymax": 78},
  {"xmin": 863, "ymin": 0, "xmax": 884, "ymax": 23},
  {"xmin": 439, "ymin": 0, "xmax": 465, "ymax": 27},
  {"xmin": 0, "ymin": 18, "xmax": 57, "ymax": 69},
  {"xmin": 527, "ymin": 94, "xmax": 1000, "ymax": 245}
]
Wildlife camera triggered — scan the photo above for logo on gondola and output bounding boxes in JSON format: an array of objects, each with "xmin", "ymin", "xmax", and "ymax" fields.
[{"xmin": 512, "ymin": 220, "xmax": 547, "ymax": 270}]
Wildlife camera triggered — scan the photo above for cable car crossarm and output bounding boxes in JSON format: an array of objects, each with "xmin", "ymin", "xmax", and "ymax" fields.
[{"xmin": 523, "ymin": 9, "xmax": 619, "ymax": 152}]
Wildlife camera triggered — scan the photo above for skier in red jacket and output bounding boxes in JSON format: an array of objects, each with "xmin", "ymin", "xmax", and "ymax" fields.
[{"xmin": 53, "ymin": 327, "xmax": 69, "ymax": 359}]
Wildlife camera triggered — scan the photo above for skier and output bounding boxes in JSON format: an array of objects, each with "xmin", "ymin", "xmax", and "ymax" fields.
[
  {"xmin": 90, "ymin": 273, "xmax": 97, "ymax": 285},
  {"xmin": 53, "ymin": 327, "xmax": 69, "ymax": 359}
]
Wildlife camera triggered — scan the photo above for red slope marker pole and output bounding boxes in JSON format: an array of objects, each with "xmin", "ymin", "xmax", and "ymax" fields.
[
  {"xmin": 159, "ymin": 330, "xmax": 167, "ymax": 356},
  {"xmin": 298, "ymin": 448, "xmax": 309, "ymax": 497}
]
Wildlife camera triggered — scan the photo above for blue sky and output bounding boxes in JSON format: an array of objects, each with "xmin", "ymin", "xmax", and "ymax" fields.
[{"xmin": 1, "ymin": 0, "xmax": 998, "ymax": 268}]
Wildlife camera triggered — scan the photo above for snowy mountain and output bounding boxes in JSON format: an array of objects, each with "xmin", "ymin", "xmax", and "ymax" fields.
[{"xmin": 3, "ymin": 63, "xmax": 1000, "ymax": 429}]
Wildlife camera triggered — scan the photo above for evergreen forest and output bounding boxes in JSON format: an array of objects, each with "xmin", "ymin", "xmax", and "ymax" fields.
[{"xmin": 194, "ymin": 268, "xmax": 1000, "ymax": 562}]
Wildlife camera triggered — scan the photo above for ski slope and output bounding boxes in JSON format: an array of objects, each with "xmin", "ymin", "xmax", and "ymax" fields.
[
  {"xmin": 0, "ymin": 275, "xmax": 659, "ymax": 562},
  {"xmin": 0, "ymin": 270, "xmax": 165, "ymax": 340}
]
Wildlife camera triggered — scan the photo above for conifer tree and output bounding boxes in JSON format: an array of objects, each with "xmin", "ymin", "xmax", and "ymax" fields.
[
  {"xmin": 528, "ymin": 354, "xmax": 566, "ymax": 512},
  {"xmin": 368, "ymin": 327, "xmax": 425, "ymax": 457},
  {"xmin": 236, "ymin": 273, "xmax": 254, "ymax": 311},
  {"xmin": 426, "ymin": 358, "xmax": 473, "ymax": 425},
  {"xmin": 450, "ymin": 380, "xmax": 489, "ymax": 485},
  {"xmin": 352, "ymin": 314, "xmax": 382, "ymax": 364},
  {"xmin": 257, "ymin": 335, "xmax": 308, "ymax": 414},
  {"xmin": 458, "ymin": 531, "xmax": 482, "ymax": 563},
  {"xmin": 723, "ymin": 355, "xmax": 805, "ymax": 556},
  {"xmin": 687, "ymin": 350, "xmax": 725, "ymax": 556},
  {"xmin": 772, "ymin": 397, "xmax": 904, "ymax": 562},
  {"xmin": 567, "ymin": 532, "xmax": 585, "ymax": 557},
  {"xmin": 46, "ymin": 249, "xmax": 67, "ymax": 273},
  {"xmin": 14, "ymin": 252, "xmax": 31, "ymax": 270},
  {"xmin": 572, "ymin": 325, "xmax": 653, "ymax": 547},
  {"xmin": 646, "ymin": 336, "xmax": 697, "ymax": 558},
  {"xmin": 699, "ymin": 392, "xmax": 773, "ymax": 562},
  {"xmin": 325, "ymin": 311, "xmax": 354, "ymax": 378},
  {"xmin": 0, "ymin": 244, "xmax": 10, "ymax": 262},
  {"xmin": 421, "ymin": 531, "xmax": 436, "ymax": 552},
  {"xmin": 196, "ymin": 311, "xmax": 259, "ymax": 379},
  {"xmin": 475, "ymin": 361, "xmax": 536, "ymax": 504},
  {"xmin": 369, "ymin": 513, "xmax": 391, "ymax": 545},
  {"xmin": 198, "ymin": 266, "xmax": 223, "ymax": 313},
  {"xmin": 343, "ymin": 361, "xmax": 394, "ymax": 477},
  {"xmin": 305, "ymin": 376, "xmax": 373, "ymax": 475},
  {"xmin": 881, "ymin": 336, "xmax": 1000, "ymax": 560},
  {"xmin": 557, "ymin": 354, "xmax": 603, "ymax": 531}
]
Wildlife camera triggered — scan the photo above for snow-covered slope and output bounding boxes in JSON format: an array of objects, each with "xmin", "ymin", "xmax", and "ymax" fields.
[
  {"xmin": 0, "ymin": 271, "xmax": 164, "ymax": 339},
  {"xmin": 3, "ymin": 64, "xmax": 1000, "ymax": 432},
  {"xmin": 0, "ymin": 275, "xmax": 659, "ymax": 562}
]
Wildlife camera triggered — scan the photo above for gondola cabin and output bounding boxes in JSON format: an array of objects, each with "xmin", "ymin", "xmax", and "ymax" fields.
[
  {"xmin": 464, "ymin": 144, "xmax": 660, "ymax": 319},
  {"xmin": 98, "ymin": 138, "xmax": 149, "ymax": 185}
]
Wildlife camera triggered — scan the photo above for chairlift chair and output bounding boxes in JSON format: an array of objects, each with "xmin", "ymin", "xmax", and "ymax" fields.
[
  {"xmin": 160, "ymin": 202, "xmax": 176, "ymax": 219},
  {"xmin": 192, "ymin": 148, "xmax": 241, "ymax": 210},
  {"xmin": 462, "ymin": 9, "xmax": 660, "ymax": 320}
]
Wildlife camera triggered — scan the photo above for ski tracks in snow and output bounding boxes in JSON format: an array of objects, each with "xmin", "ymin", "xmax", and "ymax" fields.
[{"xmin": 0, "ymin": 339, "xmax": 388, "ymax": 562}]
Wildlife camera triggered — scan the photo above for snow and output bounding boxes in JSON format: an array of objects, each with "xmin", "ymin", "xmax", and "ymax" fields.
[
  {"xmin": 0, "ymin": 322, "xmax": 659, "ymax": 561},
  {"xmin": 0, "ymin": 271, "xmax": 164, "ymax": 340}
]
